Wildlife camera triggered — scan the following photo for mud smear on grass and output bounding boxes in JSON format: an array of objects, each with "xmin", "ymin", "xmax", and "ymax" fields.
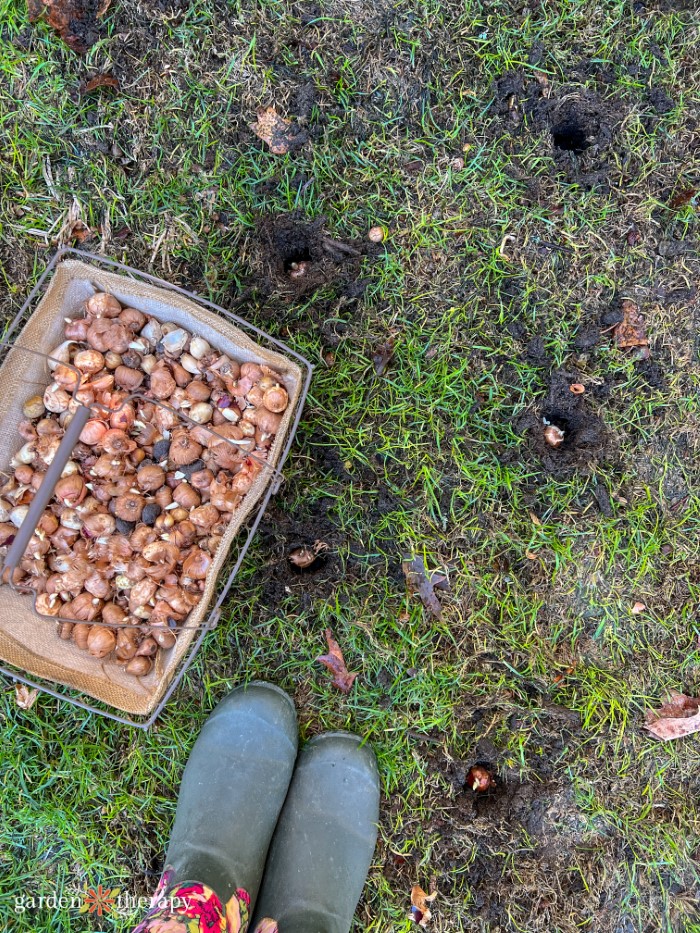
[
  {"xmin": 519, "ymin": 369, "xmax": 608, "ymax": 474},
  {"xmin": 250, "ymin": 213, "xmax": 374, "ymax": 298}
]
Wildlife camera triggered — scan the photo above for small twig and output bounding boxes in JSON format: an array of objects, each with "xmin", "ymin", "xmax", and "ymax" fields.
[
  {"xmin": 321, "ymin": 237, "xmax": 360, "ymax": 257},
  {"xmin": 538, "ymin": 239, "xmax": 575, "ymax": 255}
]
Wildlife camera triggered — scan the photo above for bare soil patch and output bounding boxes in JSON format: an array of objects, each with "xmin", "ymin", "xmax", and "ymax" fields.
[
  {"xmin": 251, "ymin": 213, "xmax": 370, "ymax": 298},
  {"xmin": 519, "ymin": 369, "xmax": 609, "ymax": 475}
]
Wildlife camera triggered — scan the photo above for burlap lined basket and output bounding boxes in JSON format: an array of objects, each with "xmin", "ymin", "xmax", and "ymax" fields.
[{"xmin": 0, "ymin": 258, "xmax": 304, "ymax": 717}]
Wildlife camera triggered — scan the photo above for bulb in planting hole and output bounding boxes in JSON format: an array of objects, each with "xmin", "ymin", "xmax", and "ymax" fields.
[
  {"xmin": 289, "ymin": 260, "xmax": 310, "ymax": 280},
  {"xmin": 288, "ymin": 546, "xmax": 318, "ymax": 569},
  {"xmin": 467, "ymin": 765, "xmax": 495, "ymax": 793},
  {"xmin": 543, "ymin": 424, "xmax": 565, "ymax": 448},
  {"xmin": 569, "ymin": 383, "xmax": 585, "ymax": 395}
]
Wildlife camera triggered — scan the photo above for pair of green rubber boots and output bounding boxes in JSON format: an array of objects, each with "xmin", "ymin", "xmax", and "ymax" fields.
[{"xmin": 165, "ymin": 682, "xmax": 380, "ymax": 932}]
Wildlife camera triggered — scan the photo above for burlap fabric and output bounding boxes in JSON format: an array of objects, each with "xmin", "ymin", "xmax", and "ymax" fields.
[{"xmin": 0, "ymin": 260, "xmax": 302, "ymax": 716}]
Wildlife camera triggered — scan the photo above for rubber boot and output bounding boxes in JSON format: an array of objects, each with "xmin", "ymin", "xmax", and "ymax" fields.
[
  {"xmin": 252, "ymin": 732, "xmax": 380, "ymax": 933},
  {"xmin": 165, "ymin": 682, "xmax": 298, "ymax": 908}
]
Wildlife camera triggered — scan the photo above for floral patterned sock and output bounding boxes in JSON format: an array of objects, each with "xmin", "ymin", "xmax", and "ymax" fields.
[{"xmin": 131, "ymin": 866, "xmax": 277, "ymax": 933}]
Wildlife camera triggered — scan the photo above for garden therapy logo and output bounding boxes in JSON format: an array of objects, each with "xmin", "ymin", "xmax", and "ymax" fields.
[{"xmin": 14, "ymin": 884, "xmax": 181, "ymax": 916}]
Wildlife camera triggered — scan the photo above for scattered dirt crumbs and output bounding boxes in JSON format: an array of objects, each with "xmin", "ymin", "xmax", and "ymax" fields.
[
  {"xmin": 520, "ymin": 369, "xmax": 608, "ymax": 474},
  {"xmin": 251, "ymin": 213, "xmax": 368, "ymax": 297}
]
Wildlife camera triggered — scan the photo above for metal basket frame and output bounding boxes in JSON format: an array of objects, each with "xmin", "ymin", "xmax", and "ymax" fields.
[{"xmin": 0, "ymin": 247, "xmax": 313, "ymax": 729}]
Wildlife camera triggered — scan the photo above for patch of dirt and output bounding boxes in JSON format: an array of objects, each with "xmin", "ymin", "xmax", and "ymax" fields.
[
  {"xmin": 251, "ymin": 495, "xmax": 347, "ymax": 611},
  {"xmin": 519, "ymin": 369, "xmax": 609, "ymax": 474},
  {"xmin": 491, "ymin": 73, "xmax": 625, "ymax": 188},
  {"xmin": 249, "ymin": 213, "xmax": 373, "ymax": 298},
  {"xmin": 549, "ymin": 97, "xmax": 608, "ymax": 155},
  {"xmin": 381, "ymin": 714, "xmax": 627, "ymax": 931}
]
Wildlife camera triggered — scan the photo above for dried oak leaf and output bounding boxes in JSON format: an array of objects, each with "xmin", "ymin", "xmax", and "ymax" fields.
[
  {"xmin": 645, "ymin": 691, "xmax": 700, "ymax": 742},
  {"xmin": 28, "ymin": 0, "xmax": 111, "ymax": 53},
  {"xmin": 80, "ymin": 73, "xmax": 120, "ymax": 95},
  {"xmin": 613, "ymin": 299, "xmax": 650, "ymax": 358},
  {"xmin": 372, "ymin": 337, "xmax": 395, "ymax": 376},
  {"xmin": 251, "ymin": 107, "xmax": 307, "ymax": 155},
  {"xmin": 409, "ymin": 885, "xmax": 437, "ymax": 927},
  {"xmin": 14, "ymin": 684, "xmax": 39, "ymax": 710},
  {"xmin": 403, "ymin": 556, "xmax": 447, "ymax": 620},
  {"xmin": 317, "ymin": 628, "xmax": 357, "ymax": 694}
]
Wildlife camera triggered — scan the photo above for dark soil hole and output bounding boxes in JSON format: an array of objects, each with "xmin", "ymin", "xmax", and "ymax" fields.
[
  {"xmin": 552, "ymin": 116, "xmax": 591, "ymax": 153},
  {"xmin": 470, "ymin": 763, "xmax": 506, "ymax": 814},
  {"xmin": 518, "ymin": 370, "xmax": 609, "ymax": 474},
  {"xmin": 252, "ymin": 213, "xmax": 366, "ymax": 298}
]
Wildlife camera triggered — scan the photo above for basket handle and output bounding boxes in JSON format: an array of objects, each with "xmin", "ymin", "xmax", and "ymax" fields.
[{"xmin": 2, "ymin": 405, "xmax": 92, "ymax": 582}]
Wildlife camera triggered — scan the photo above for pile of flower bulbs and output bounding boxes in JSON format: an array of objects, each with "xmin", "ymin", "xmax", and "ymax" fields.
[{"xmin": 0, "ymin": 292, "xmax": 289, "ymax": 678}]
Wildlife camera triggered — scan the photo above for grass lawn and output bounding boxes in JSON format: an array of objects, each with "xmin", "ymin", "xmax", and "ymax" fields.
[{"xmin": 1, "ymin": 0, "xmax": 700, "ymax": 930}]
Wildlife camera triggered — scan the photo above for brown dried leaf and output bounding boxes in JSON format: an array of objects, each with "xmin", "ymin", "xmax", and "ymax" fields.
[
  {"xmin": 80, "ymin": 73, "xmax": 120, "ymax": 95},
  {"xmin": 645, "ymin": 691, "xmax": 700, "ymax": 741},
  {"xmin": 410, "ymin": 885, "xmax": 437, "ymax": 927},
  {"xmin": 372, "ymin": 337, "xmax": 395, "ymax": 376},
  {"xmin": 14, "ymin": 684, "xmax": 39, "ymax": 710},
  {"xmin": 250, "ymin": 107, "xmax": 306, "ymax": 155},
  {"xmin": 669, "ymin": 187, "xmax": 698, "ymax": 210},
  {"xmin": 534, "ymin": 71, "xmax": 551, "ymax": 98},
  {"xmin": 317, "ymin": 629, "xmax": 357, "ymax": 694},
  {"xmin": 28, "ymin": 0, "xmax": 109, "ymax": 52},
  {"xmin": 403, "ymin": 556, "xmax": 447, "ymax": 619},
  {"xmin": 70, "ymin": 220, "xmax": 94, "ymax": 243},
  {"xmin": 613, "ymin": 299, "xmax": 650, "ymax": 353}
]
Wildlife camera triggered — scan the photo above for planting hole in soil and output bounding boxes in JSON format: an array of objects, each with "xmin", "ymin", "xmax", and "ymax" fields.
[
  {"xmin": 550, "ymin": 101, "xmax": 600, "ymax": 154},
  {"xmin": 253, "ymin": 213, "xmax": 365, "ymax": 297},
  {"xmin": 519, "ymin": 370, "xmax": 608, "ymax": 474},
  {"xmin": 282, "ymin": 247, "xmax": 312, "ymax": 273},
  {"xmin": 552, "ymin": 113, "xmax": 592, "ymax": 153}
]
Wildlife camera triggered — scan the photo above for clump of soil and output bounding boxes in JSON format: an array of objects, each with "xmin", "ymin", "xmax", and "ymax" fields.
[
  {"xmin": 251, "ymin": 213, "xmax": 368, "ymax": 298},
  {"xmin": 520, "ymin": 369, "xmax": 608, "ymax": 473}
]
